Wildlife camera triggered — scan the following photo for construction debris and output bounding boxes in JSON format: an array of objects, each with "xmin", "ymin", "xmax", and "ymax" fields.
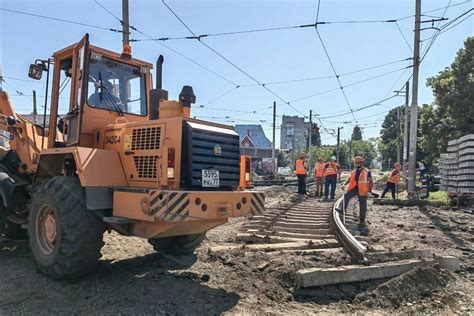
[{"xmin": 295, "ymin": 256, "xmax": 461, "ymax": 287}]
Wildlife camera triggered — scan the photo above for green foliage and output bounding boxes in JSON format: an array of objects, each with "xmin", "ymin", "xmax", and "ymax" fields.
[
  {"xmin": 305, "ymin": 122, "xmax": 322, "ymax": 148},
  {"xmin": 421, "ymin": 36, "xmax": 474, "ymax": 163},
  {"xmin": 379, "ymin": 106, "xmax": 404, "ymax": 168},
  {"xmin": 277, "ymin": 150, "xmax": 290, "ymax": 167},
  {"xmin": 378, "ymin": 37, "xmax": 473, "ymax": 166},
  {"xmin": 307, "ymin": 145, "xmax": 335, "ymax": 166},
  {"xmin": 338, "ymin": 138, "xmax": 378, "ymax": 169},
  {"xmin": 351, "ymin": 125, "xmax": 362, "ymax": 141}
]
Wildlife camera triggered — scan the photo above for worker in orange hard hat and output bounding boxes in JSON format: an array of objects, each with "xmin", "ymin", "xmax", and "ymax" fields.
[
  {"xmin": 341, "ymin": 156, "xmax": 373, "ymax": 231},
  {"xmin": 381, "ymin": 162, "xmax": 401, "ymax": 199},
  {"xmin": 313, "ymin": 157, "xmax": 325, "ymax": 197},
  {"xmin": 295, "ymin": 151, "xmax": 308, "ymax": 195},
  {"xmin": 323, "ymin": 155, "xmax": 341, "ymax": 200}
]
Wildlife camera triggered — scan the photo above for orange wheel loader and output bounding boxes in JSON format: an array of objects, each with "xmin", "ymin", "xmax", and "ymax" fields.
[{"xmin": 0, "ymin": 34, "xmax": 265, "ymax": 279}]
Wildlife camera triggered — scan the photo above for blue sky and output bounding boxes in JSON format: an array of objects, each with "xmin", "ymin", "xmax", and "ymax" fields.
[{"xmin": 0, "ymin": 0, "xmax": 472, "ymax": 146}]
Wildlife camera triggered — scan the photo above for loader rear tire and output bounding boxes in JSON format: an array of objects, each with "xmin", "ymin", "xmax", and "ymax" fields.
[
  {"xmin": 0, "ymin": 208, "xmax": 27, "ymax": 240},
  {"xmin": 29, "ymin": 176, "xmax": 105, "ymax": 279},
  {"xmin": 148, "ymin": 233, "xmax": 205, "ymax": 255}
]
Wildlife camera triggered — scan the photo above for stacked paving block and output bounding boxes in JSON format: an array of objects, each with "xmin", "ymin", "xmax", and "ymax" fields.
[{"xmin": 440, "ymin": 134, "xmax": 474, "ymax": 193}]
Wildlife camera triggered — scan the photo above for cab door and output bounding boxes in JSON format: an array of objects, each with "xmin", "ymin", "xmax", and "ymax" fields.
[{"xmin": 66, "ymin": 34, "xmax": 89, "ymax": 146}]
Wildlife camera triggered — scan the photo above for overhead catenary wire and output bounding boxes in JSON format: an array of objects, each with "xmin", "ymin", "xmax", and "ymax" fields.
[
  {"xmin": 160, "ymin": 0, "xmax": 306, "ymax": 117},
  {"xmin": 314, "ymin": 28, "xmax": 358, "ymax": 124},
  {"xmin": 0, "ymin": 7, "xmax": 123, "ymax": 33},
  {"xmin": 94, "ymin": 0, "xmax": 240, "ymax": 87},
  {"xmin": 238, "ymin": 57, "xmax": 412, "ymax": 87}
]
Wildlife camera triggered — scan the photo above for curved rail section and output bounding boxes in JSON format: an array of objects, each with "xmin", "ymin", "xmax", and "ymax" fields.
[{"xmin": 331, "ymin": 197, "xmax": 367, "ymax": 262}]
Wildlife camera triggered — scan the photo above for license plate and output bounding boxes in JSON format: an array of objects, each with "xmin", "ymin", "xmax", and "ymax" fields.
[{"xmin": 202, "ymin": 169, "xmax": 219, "ymax": 187}]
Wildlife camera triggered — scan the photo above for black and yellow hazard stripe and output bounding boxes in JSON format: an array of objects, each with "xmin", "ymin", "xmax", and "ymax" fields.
[
  {"xmin": 149, "ymin": 190, "xmax": 190, "ymax": 222},
  {"xmin": 250, "ymin": 192, "xmax": 265, "ymax": 215}
]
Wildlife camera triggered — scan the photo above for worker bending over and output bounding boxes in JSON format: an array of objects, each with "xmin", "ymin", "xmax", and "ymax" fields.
[
  {"xmin": 313, "ymin": 157, "xmax": 325, "ymax": 197},
  {"xmin": 342, "ymin": 156, "xmax": 373, "ymax": 230},
  {"xmin": 295, "ymin": 152, "xmax": 308, "ymax": 195},
  {"xmin": 323, "ymin": 156, "xmax": 341, "ymax": 200},
  {"xmin": 381, "ymin": 162, "xmax": 401, "ymax": 199}
]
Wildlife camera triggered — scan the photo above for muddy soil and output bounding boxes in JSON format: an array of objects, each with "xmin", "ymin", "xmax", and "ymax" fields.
[{"xmin": 1, "ymin": 184, "xmax": 472, "ymax": 314}]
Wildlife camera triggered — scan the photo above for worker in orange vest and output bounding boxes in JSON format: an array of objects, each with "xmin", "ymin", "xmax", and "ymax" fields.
[
  {"xmin": 295, "ymin": 152, "xmax": 308, "ymax": 195},
  {"xmin": 342, "ymin": 156, "xmax": 373, "ymax": 230},
  {"xmin": 381, "ymin": 162, "xmax": 401, "ymax": 199},
  {"xmin": 323, "ymin": 156, "xmax": 341, "ymax": 200},
  {"xmin": 313, "ymin": 157, "xmax": 325, "ymax": 197}
]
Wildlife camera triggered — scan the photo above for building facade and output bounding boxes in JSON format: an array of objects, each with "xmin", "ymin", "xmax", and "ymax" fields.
[{"xmin": 280, "ymin": 115, "xmax": 309, "ymax": 151}]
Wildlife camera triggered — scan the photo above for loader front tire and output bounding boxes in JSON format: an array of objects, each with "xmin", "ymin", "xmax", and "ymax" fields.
[
  {"xmin": 29, "ymin": 176, "xmax": 105, "ymax": 279},
  {"xmin": 148, "ymin": 233, "xmax": 205, "ymax": 255}
]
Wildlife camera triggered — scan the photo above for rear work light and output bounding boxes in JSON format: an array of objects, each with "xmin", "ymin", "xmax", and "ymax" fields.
[
  {"xmin": 240, "ymin": 155, "xmax": 252, "ymax": 189},
  {"xmin": 167, "ymin": 147, "xmax": 175, "ymax": 179}
]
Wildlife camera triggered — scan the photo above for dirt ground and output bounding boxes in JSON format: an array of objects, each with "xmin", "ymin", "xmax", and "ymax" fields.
[{"xmin": 1, "ymin": 184, "xmax": 473, "ymax": 315}]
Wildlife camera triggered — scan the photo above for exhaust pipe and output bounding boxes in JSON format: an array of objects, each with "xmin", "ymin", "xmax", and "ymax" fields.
[{"xmin": 156, "ymin": 55, "xmax": 164, "ymax": 90}]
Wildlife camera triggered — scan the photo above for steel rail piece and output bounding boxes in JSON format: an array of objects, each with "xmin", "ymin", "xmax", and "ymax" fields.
[{"xmin": 332, "ymin": 197, "xmax": 367, "ymax": 262}]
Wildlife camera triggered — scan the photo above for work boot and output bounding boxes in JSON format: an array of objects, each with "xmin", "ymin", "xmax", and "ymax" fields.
[{"xmin": 358, "ymin": 222, "xmax": 369, "ymax": 236}]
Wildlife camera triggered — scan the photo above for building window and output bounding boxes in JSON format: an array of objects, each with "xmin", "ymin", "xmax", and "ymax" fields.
[{"xmin": 286, "ymin": 124, "xmax": 294, "ymax": 136}]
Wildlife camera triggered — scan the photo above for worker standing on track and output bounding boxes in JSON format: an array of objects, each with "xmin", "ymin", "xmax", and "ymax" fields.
[
  {"xmin": 381, "ymin": 162, "xmax": 401, "ymax": 199},
  {"xmin": 323, "ymin": 156, "xmax": 341, "ymax": 200},
  {"xmin": 295, "ymin": 152, "xmax": 308, "ymax": 195},
  {"xmin": 342, "ymin": 156, "xmax": 373, "ymax": 231},
  {"xmin": 313, "ymin": 157, "xmax": 325, "ymax": 197}
]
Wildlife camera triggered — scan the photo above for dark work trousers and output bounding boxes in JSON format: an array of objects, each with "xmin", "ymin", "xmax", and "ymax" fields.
[
  {"xmin": 315, "ymin": 177, "xmax": 324, "ymax": 196},
  {"xmin": 324, "ymin": 175, "xmax": 337, "ymax": 199},
  {"xmin": 343, "ymin": 189, "xmax": 368, "ymax": 223},
  {"xmin": 297, "ymin": 175, "xmax": 306, "ymax": 195},
  {"xmin": 381, "ymin": 182, "xmax": 396, "ymax": 199}
]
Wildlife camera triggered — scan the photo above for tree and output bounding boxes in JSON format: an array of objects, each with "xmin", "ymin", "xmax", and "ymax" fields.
[
  {"xmin": 308, "ymin": 145, "xmax": 334, "ymax": 167},
  {"xmin": 339, "ymin": 138, "xmax": 378, "ymax": 169},
  {"xmin": 423, "ymin": 36, "xmax": 474, "ymax": 161},
  {"xmin": 277, "ymin": 151, "xmax": 290, "ymax": 167},
  {"xmin": 305, "ymin": 123, "xmax": 322, "ymax": 148},
  {"xmin": 351, "ymin": 125, "xmax": 362, "ymax": 141},
  {"xmin": 379, "ymin": 106, "xmax": 405, "ymax": 168}
]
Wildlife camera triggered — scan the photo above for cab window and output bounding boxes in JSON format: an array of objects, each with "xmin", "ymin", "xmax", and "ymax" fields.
[{"xmin": 87, "ymin": 54, "xmax": 147, "ymax": 116}]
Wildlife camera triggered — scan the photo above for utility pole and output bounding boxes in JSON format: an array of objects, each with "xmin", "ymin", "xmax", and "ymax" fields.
[
  {"xmin": 402, "ymin": 81, "xmax": 410, "ymax": 175},
  {"xmin": 122, "ymin": 0, "xmax": 130, "ymax": 46},
  {"xmin": 336, "ymin": 127, "xmax": 343, "ymax": 163},
  {"xmin": 272, "ymin": 101, "xmax": 276, "ymax": 174},
  {"xmin": 32, "ymin": 90, "xmax": 38, "ymax": 124},
  {"xmin": 308, "ymin": 110, "xmax": 312, "ymax": 172},
  {"xmin": 349, "ymin": 140, "xmax": 353, "ymax": 169},
  {"xmin": 407, "ymin": 0, "xmax": 422, "ymax": 196},
  {"xmin": 397, "ymin": 107, "xmax": 401, "ymax": 164}
]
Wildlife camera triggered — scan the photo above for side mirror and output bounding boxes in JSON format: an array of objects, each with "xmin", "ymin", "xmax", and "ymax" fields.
[{"xmin": 28, "ymin": 64, "xmax": 43, "ymax": 80}]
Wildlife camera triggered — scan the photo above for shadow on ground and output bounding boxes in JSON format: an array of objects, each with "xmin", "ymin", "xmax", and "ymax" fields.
[{"xmin": 0, "ymin": 239, "xmax": 240, "ymax": 314}]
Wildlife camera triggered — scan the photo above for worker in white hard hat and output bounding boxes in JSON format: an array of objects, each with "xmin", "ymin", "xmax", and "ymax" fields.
[{"xmin": 323, "ymin": 155, "xmax": 341, "ymax": 200}]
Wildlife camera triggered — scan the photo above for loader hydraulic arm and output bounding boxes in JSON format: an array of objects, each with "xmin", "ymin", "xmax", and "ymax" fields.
[{"xmin": 0, "ymin": 91, "xmax": 46, "ymax": 174}]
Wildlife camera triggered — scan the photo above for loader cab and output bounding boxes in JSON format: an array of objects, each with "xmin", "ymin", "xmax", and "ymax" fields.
[{"xmin": 34, "ymin": 34, "xmax": 153, "ymax": 149}]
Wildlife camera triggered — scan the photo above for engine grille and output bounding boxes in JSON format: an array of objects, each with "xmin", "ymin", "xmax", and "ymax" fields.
[
  {"xmin": 181, "ymin": 122, "xmax": 240, "ymax": 189},
  {"xmin": 133, "ymin": 156, "xmax": 158, "ymax": 179},
  {"xmin": 131, "ymin": 127, "xmax": 161, "ymax": 150}
]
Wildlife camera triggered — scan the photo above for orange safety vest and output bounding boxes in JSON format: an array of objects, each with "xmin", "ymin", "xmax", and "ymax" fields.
[
  {"xmin": 388, "ymin": 169, "xmax": 400, "ymax": 184},
  {"xmin": 347, "ymin": 167, "xmax": 370, "ymax": 196},
  {"xmin": 295, "ymin": 159, "xmax": 307, "ymax": 175},
  {"xmin": 314, "ymin": 163, "xmax": 325, "ymax": 177},
  {"xmin": 324, "ymin": 162, "xmax": 339, "ymax": 176}
]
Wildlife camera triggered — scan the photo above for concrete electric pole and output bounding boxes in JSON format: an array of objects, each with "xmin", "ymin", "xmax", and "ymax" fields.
[
  {"xmin": 122, "ymin": 0, "xmax": 130, "ymax": 46},
  {"xmin": 403, "ymin": 80, "xmax": 410, "ymax": 180},
  {"xmin": 272, "ymin": 101, "xmax": 276, "ymax": 174},
  {"xmin": 336, "ymin": 127, "xmax": 343, "ymax": 164},
  {"xmin": 407, "ymin": 0, "xmax": 422, "ymax": 196},
  {"xmin": 308, "ymin": 110, "xmax": 312, "ymax": 172}
]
